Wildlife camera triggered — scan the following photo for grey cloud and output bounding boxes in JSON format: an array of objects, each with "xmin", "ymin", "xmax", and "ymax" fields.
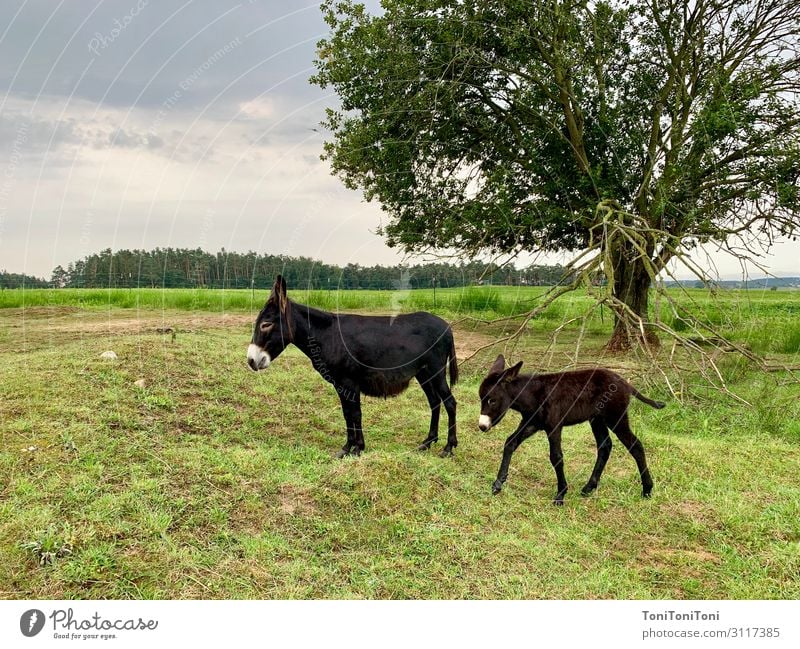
[
  {"xmin": 0, "ymin": 0, "xmax": 384, "ymax": 116},
  {"xmin": 0, "ymin": 112, "xmax": 167, "ymax": 157},
  {"xmin": 107, "ymin": 126, "xmax": 163, "ymax": 150},
  {"xmin": 109, "ymin": 128, "xmax": 144, "ymax": 148},
  {"xmin": 0, "ymin": 113, "xmax": 81, "ymax": 155}
]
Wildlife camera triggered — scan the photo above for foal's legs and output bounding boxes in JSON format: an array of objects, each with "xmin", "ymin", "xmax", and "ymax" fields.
[
  {"xmin": 492, "ymin": 421, "xmax": 536, "ymax": 494},
  {"xmin": 608, "ymin": 411, "xmax": 653, "ymax": 497},
  {"xmin": 581, "ymin": 418, "xmax": 613, "ymax": 496},
  {"xmin": 336, "ymin": 388, "xmax": 364, "ymax": 458},
  {"xmin": 546, "ymin": 426, "xmax": 568, "ymax": 505}
]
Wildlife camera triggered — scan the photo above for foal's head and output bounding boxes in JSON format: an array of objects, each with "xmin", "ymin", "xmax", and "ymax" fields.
[
  {"xmin": 247, "ymin": 275, "xmax": 295, "ymax": 371},
  {"xmin": 478, "ymin": 354, "xmax": 523, "ymax": 431}
]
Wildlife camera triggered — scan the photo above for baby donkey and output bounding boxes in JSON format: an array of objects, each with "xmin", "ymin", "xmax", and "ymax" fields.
[{"xmin": 478, "ymin": 355, "xmax": 664, "ymax": 504}]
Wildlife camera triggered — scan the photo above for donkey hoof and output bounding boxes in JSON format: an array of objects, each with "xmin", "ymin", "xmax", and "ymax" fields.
[
  {"xmin": 438, "ymin": 447, "xmax": 453, "ymax": 458},
  {"xmin": 491, "ymin": 481, "xmax": 502, "ymax": 495},
  {"xmin": 336, "ymin": 445, "xmax": 360, "ymax": 459},
  {"xmin": 416, "ymin": 442, "xmax": 433, "ymax": 452},
  {"xmin": 552, "ymin": 498, "xmax": 565, "ymax": 506},
  {"xmin": 642, "ymin": 489, "xmax": 652, "ymax": 499},
  {"xmin": 580, "ymin": 484, "xmax": 596, "ymax": 497}
]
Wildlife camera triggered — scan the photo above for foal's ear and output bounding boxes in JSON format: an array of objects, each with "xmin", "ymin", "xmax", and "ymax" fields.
[
  {"xmin": 503, "ymin": 361, "xmax": 523, "ymax": 382},
  {"xmin": 490, "ymin": 354, "xmax": 506, "ymax": 374}
]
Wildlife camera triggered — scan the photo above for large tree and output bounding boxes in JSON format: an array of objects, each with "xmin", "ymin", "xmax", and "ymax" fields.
[{"xmin": 313, "ymin": 0, "xmax": 800, "ymax": 349}]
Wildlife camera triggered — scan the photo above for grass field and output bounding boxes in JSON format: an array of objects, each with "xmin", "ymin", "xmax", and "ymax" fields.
[
  {"xmin": 4, "ymin": 285, "xmax": 800, "ymax": 354},
  {"xmin": 0, "ymin": 289, "xmax": 799, "ymax": 598}
]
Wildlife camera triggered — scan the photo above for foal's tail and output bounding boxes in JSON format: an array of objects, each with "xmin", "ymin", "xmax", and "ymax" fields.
[
  {"xmin": 448, "ymin": 333, "xmax": 459, "ymax": 386},
  {"xmin": 631, "ymin": 387, "xmax": 665, "ymax": 409}
]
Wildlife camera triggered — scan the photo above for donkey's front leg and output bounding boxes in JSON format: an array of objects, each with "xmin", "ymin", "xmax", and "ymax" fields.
[
  {"xmin": 416, "ymin": 376, "xmax": 441, "ymax": 451},
  {"xmin": 336, "ymin": 388, "xmax": 363, "ymax": 458},
  {"xmin": 492, "ymin": 421, "xmax": 536, "ymax": 494}
]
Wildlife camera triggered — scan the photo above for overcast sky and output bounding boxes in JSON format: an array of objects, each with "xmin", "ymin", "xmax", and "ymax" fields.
[{"xmin": 0, "ymin": 0, "xmax": 797, "ymax": 280}]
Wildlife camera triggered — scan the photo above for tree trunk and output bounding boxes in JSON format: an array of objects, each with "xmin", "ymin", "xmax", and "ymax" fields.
[{"xmin": 606, "ymin": 248, "xmax": 659, "ymax": 352}]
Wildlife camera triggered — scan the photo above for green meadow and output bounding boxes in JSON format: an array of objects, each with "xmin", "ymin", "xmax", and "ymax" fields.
[
  {"xmin": 0, "ymin": 287, "xmax": 798, "ymax": 598},
  {"xmin": 3, "ymin": 285, "xmax": 800, "ymax": 353}
]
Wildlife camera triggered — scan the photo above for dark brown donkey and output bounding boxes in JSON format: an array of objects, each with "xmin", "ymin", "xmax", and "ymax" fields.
[
  {"xmin": 478, "ymin": 355, "xmax": 663, "ymax": 504},
  {"xmin": 248, "ymin": 275, "xmax": 458, "ymax": 457}
]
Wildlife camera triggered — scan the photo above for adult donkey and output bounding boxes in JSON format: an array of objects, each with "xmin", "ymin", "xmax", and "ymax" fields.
[{"xmin": 247, "ymin": 275, "xmax": 459, "ymax": 457}]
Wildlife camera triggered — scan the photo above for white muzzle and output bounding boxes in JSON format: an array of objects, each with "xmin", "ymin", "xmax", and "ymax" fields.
[
  {"xmin": 247, "ymin": 344, "xmax": 271, "ymax": 371},
  {"xmin": 478, "ymin": 414, "xmax": 492, "ymax": 431}
]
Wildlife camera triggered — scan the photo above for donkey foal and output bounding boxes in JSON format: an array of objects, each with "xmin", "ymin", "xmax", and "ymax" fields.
[{"xmin": 478, "ymin": 355, "xmax": 664, "ymax": 504}]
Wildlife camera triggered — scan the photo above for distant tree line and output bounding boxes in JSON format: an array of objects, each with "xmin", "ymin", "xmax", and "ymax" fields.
[
  {"xmin": 46, "ymin": 248, "xmax": 571, "ymax": 290},
  {"xmin": 0, "ymin": 270, "xmax": 49, "ymax": 288}
]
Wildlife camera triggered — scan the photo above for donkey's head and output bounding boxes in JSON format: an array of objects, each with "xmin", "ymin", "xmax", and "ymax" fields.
[
  {"xmin": 478, "ymin": 354, "xmax": 523, "ymax": 431},
  {"xmin": 247, "ymin": 275, "xmax": 295, "ymax": 371}
]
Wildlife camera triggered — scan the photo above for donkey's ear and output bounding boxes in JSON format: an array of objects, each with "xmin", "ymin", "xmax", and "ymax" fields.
[
  {"xmin": 272, "ymin": 274, "xmax": 287, "ymax": 297},
  {"xmin": 490, "ymin": 354, "xmax": 506, "ymax": 374},
  {"xmin": 503, "ymin": 361, "xmax": 523, "ymax": 382},
  {"xmin": 269, "ymin": 274, "xmax": 288, "ymax": 310}
]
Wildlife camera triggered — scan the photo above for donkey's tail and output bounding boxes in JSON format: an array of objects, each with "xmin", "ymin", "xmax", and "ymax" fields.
[
  {"xmin": 632, "ymin": 387, "xmax": 665, "ymax": 409},
  {"xmin": 448, "ymin": 333, "xmax": 459, "ymax": 386}
]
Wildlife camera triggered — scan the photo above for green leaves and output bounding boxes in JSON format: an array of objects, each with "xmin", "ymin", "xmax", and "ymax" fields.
[{"xmin": 314, "ymin": 0, "xmax": 800, "ymax": 255}]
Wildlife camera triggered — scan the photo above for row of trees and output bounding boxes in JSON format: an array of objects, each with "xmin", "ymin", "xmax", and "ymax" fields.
[
  {"xmin": 0, "ymin": 271, "xmax": 49, "ymax": 289},
  {"xmin": 48, "ymin": 247, "xmax": 570, "ymax": 290}
]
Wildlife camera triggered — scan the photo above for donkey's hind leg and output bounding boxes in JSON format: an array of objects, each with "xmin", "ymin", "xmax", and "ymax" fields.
[
  {"xmin": 433, "ymin": 372, "xmax": 457, "ymax": 458},
  {"xmin": 439, "ymin": 391, "xmax": 457, "ymax": 457}
]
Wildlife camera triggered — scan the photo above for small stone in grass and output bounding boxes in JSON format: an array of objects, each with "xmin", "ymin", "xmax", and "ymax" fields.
[
  {"xmin": 100, "ymin": 350, "xmax": 118, "ymax": 360},
  {"xmin": 134, "ymin": 379, "xmax": 147, "ymax": 388}
]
